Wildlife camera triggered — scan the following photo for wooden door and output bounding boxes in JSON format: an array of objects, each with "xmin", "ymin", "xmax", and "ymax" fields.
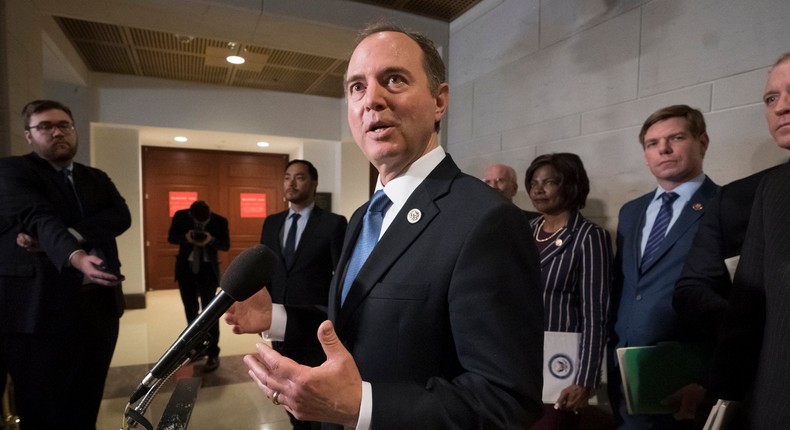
[{"xmin": 142, "ymin": 147, "xmax": 288, "ymax": 291}]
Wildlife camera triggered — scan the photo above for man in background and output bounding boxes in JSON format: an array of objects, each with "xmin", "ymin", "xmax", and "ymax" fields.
[
  {"xmin": 482, "ymin": 162, "xmax": 540, "ymax": 219},
  {"xmin": 608, "ymin": 105, "xmax": 718, "ymax": 429},
  {"xmin": 227, "ymin": 23, "xmax": 544, "ymax": 429},
  {"xmin": 0, "ymin": 99, "xmax": 131, "ymax": 429},
  {"xmin": 259, "ymin": 159, "xmax": 347, "ymax": 429},
  {"xmin": 168, "ymin": 200, "xmax": 229, "ymax": 372},
  {"xmin": 704, "ymin": 52, "xmax": 790, "ymax": 429}
]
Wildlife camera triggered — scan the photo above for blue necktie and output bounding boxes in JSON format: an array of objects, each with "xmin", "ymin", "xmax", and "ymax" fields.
[
  {"xmin": 341, "ymin": 190, "xmax": 392, "ymax": 305},
  {"xmin": 283, "ymin": 213, "xmax": 300, "ymax": 268},
  {"xmin": 641, "ymin": 192, "xmax": 679, "ymax": 267}
]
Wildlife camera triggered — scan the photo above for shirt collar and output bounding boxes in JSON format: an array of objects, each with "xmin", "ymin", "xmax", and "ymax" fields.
[
  {"xmin": 653, "ymin": 173, "xmax": 706, "ymax": 203},
  {"xmin": 376, "ymin": 146, "xmax": 446, "ymax": 208},
  {"xmin": 289, "ymin": 202, "xmax": 315, "ymax": 219}
]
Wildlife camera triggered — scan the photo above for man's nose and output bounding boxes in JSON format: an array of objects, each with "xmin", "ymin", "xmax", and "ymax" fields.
[
  {"xmin": 363, "ymin": 82, "xmax": 386, "ymax": 111},
  {"xmin": 658, "ymin": 139, "xmax": 672, "ymax": 154},
  {"xmin": 775, "ymin": 92, "xmax": 790, "ymax": 115}
]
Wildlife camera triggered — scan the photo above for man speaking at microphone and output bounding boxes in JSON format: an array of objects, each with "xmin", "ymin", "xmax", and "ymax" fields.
[{"xmin": 226, "ymin": 23, "xmax": 543, "ymax": 429}]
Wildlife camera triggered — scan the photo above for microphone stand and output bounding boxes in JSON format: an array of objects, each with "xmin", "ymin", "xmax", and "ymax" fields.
[{"xmin": 122, "ymin": 339, "xmax": 209, "ymax": 430}]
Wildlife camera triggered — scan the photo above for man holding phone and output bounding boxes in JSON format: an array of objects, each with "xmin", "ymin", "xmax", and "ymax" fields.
[{"xmin": 168, "ymin": 200, "xmax": 230, "ymax": 371}]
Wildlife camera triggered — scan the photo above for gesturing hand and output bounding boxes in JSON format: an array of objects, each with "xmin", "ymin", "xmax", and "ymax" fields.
[
  {"xmin": 243, "ymin": 320, "xmax": 362, "ymax": 427},
  {"xmin": 225, "ymin": 287, "xmax": 273, "ymax": 334}
]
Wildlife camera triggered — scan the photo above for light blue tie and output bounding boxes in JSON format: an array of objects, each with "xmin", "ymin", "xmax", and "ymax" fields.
[
  {"xmin": 341, "ymin": 190, "xmax": 392, "ymax": 305},
  {"xmin": 641, "ymin": 192, "xmax": 679, "ymax": 267}
]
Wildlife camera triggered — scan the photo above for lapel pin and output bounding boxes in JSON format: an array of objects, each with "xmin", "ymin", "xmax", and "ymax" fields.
[
  {"xmin": 407, "ymin": 209, "xmax": 421, "ymax": 224},
  {"xmin": 692, "ymin": 202, "xmax": 703, "ymax": 211}
]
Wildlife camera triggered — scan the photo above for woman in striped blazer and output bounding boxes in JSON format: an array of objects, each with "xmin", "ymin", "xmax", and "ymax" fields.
[{"xmin": 526, "ymin": 153, "xmax": 613, "ymax": 430}]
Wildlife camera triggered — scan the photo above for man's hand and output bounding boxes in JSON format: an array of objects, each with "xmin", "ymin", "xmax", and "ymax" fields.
[
  {"xmin": 16, "ymin": 232, "xmax": 42, "ymax": 252},
  {"xmin": 69, "ymin": 250, "xmax": 122, "ymax": 286},
  {"xmin": 243, "ymin": 320, "xmax": 362, "ymax": 428},
  {"xmin": 555, "ymin": 384, "xmax": 590, "ymax": 413},
  {"xmin": 187, "ymin": 229, "xmax": 212, "ymax": 246},
  {"xmin": 225, "ymin": 288, "xmax": 273, "ymax": 334},
  {"xmin": 664, "ymin": 383, "xmax": 706, "ymax": 420}
]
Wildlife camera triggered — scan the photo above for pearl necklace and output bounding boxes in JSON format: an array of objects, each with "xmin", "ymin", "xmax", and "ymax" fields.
[{"xmin": 534, "ymin": 219, "xmax": 565, "ymax": 243}]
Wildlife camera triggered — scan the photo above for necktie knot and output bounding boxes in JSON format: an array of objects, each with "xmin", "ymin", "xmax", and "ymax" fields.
[
  {"xmin": 290, "ymin": 212, "xmax": 301, "ymax": 222},
  {"xmin": 368, "ymin": 190, "xmax": 392, "ymax": 214},
  {"xmin": 661, "ymin": 191, "xmax": 679, "ymax": 205}
]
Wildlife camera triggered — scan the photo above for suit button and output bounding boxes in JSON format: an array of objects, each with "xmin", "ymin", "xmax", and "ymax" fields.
[{"xmin": 635, "ymin": 294, "xmax": 642, "ymax": 301}]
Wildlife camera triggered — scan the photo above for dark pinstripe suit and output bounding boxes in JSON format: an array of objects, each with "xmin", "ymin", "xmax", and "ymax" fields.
[
  {"xmin": 530, "ymin": 210, "xmax": 612, "ymax": 389},
  {"xmin": 711, "ymin": 163, "xmax": 790, "ymax": 429}
]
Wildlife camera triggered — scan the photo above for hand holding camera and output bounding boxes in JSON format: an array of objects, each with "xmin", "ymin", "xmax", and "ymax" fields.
[{"xmin": 188, "ymin": 229, "xmax": 212, "ymax": 246}]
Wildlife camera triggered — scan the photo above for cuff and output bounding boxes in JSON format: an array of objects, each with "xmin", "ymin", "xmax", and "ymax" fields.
[
  {"xmin": 262, "ymin": 304, "xmax": 286, "ymax": 341},
  {"xmin": 354, "ymin": 381, "xmax": 372, "ymax": 430}
]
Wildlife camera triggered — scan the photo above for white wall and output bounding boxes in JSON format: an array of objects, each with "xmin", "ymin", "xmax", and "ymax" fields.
[
  {"xmin": 91, "ymin": 125, "xmax": 145, "ymax": 296},
  {"xmin": 448, "ymin": 0, "xmax": 790, "ymax": 230}
]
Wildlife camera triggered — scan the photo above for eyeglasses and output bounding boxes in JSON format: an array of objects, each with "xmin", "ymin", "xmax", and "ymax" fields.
[{"xmin": 26, "ymin": 121, "xmax": 75, "ymax": 134}]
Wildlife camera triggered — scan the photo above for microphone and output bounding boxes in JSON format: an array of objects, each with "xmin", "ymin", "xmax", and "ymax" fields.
[{"xmin": 129, "ymin": 244, "xmax": 276, "ymax": 403}]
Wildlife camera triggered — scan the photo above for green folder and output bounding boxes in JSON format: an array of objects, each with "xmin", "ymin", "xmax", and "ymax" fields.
[{"xmin": 616, "ymin": 342, "xmax": 711, "ymax": 414}]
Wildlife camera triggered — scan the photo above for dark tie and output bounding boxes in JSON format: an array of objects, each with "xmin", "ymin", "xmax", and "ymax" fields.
[
  {"xmin": 62, "ymin": 168, "xmax": 83, "ymax": 215},
  {"xmin": 190, "ymin": 222, "xmax": 205, "ymax": 274},
  {"xmin": 283, "ymin": 213, "xmax": 301, "ymax": 268},
  {"xmin": 641, "ymin": 192, "xmax": 679, "ymax": 267},
  {"xmin": 341, "ymin": 190, "xmax": 392, "ymax": 305}
]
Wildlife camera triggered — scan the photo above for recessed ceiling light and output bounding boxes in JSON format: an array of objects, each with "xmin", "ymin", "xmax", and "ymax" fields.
[
  {"xmin": 226, "ymin": 55, "xmax": 245, "ymax": 65},
  {"xmin": 174, "ymin": 136, "xmax": 188, "ymax": 142},
  {"xmin": 256, "ymin": 141, "xmax": 270, "ymax": 148}
]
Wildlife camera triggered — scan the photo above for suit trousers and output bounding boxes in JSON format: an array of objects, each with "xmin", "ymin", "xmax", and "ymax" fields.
[
  {"xmin": 177, "ymin": 262, "xmax": 220, "ymax": 356},
  {"xmin": 1, "ymin": 331, "xmax": 74, "ymax": 429},
  {"xmin": 70, "ymin": 287, "xmax": 121, "ymax": 429}
]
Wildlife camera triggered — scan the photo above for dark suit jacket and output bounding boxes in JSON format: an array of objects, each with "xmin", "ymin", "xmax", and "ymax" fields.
[
  {"xmin": 260, "ymin": 206, "xmax": 347, "ymax": 365},
  {"xmin": 611, "ymin": 176, "xmax": 718, "ymax": 349},
  {"xmin": 167, "ymin": 208, "xmax": 230, "ymax": 281},
  {"xmin": 307, "ymin": 155, "xmax": 544, "ymax": 429},
  {"xmin": 0, "ymin": 152, "xmax": 131, "ymax": 334},
  {"xmin": 709, "ymin": 164, "xmax": 790, "ymax": 428},
  {"xmin": 673, "ymin": 165, "xmax": 783, "ymax": 340}
]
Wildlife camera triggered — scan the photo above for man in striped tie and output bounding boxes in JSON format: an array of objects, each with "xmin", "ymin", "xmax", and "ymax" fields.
[{"xmin": 608, "ymin": 105, "xmax": 719, "ymax": 429}]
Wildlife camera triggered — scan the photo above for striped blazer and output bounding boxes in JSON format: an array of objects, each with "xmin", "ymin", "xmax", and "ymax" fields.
[{"xmin": 530, "ymin": 210, "xmax": 612, "ymax": 388}]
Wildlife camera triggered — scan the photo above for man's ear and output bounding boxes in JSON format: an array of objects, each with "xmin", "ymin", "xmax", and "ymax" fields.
[{"xmin": 699, "ymin": 132, "xmax": 710, "ymax": 157}]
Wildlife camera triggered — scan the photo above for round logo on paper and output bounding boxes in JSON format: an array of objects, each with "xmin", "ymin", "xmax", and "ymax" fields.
[{"xmin": 548, "ymin": 353, "xmax": 574, "ymax": 380}]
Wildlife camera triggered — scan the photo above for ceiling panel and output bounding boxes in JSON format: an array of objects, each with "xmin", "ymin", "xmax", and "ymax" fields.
[{"xmin": 52, "ymin": 1, "xmax": 481, "ymax": 98}]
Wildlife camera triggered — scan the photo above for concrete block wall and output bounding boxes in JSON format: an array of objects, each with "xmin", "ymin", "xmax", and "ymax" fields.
[{"xmin": 448, "ymin": 0, "xmax": 790, "ymax": 230}]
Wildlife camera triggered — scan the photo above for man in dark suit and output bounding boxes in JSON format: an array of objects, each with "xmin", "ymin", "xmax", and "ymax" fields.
[
  {"xmin": 259, "ymin": 159, "xmax": 346, "ymax": 429},
  {"xmin": 482, "ymin": 162, "xmax": 540, "ymax": 220},
  {"xmin": 168, "ymin": 200, "xmax": 230, "ymax": 371},
  {"xmin": 226, "ymin": 23, "xmax": 544, "ymax": 429},
  {"xmin": 608, "ymin": 105, "xmax": 718, "ymax": 429},
  {"xmin": 674, "ymin": 164, "xmax": 783, "ymax": 341},
  {"xmin": 704, "ymin": 52, "xmax": 790, "ymax": 429},
  {"xmin": 0, "ymin": 99, "xmax": 131, "ymax": 429}
]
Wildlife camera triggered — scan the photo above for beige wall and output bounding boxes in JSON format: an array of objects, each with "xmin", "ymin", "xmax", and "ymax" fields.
[{"xmin": 449, "ymin": 0, "xmax": 790, "ymax": 231}]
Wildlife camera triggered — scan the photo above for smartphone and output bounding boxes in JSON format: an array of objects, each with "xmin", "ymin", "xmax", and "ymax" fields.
[{"xmin": 93, "ymin": 262, "xmax": 126, "ymax": 281}]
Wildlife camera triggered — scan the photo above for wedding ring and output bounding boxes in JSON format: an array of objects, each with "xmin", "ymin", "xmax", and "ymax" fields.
[{"xmin": 272, "ymin": 391, "xmax": 281, "ymax": 406}]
